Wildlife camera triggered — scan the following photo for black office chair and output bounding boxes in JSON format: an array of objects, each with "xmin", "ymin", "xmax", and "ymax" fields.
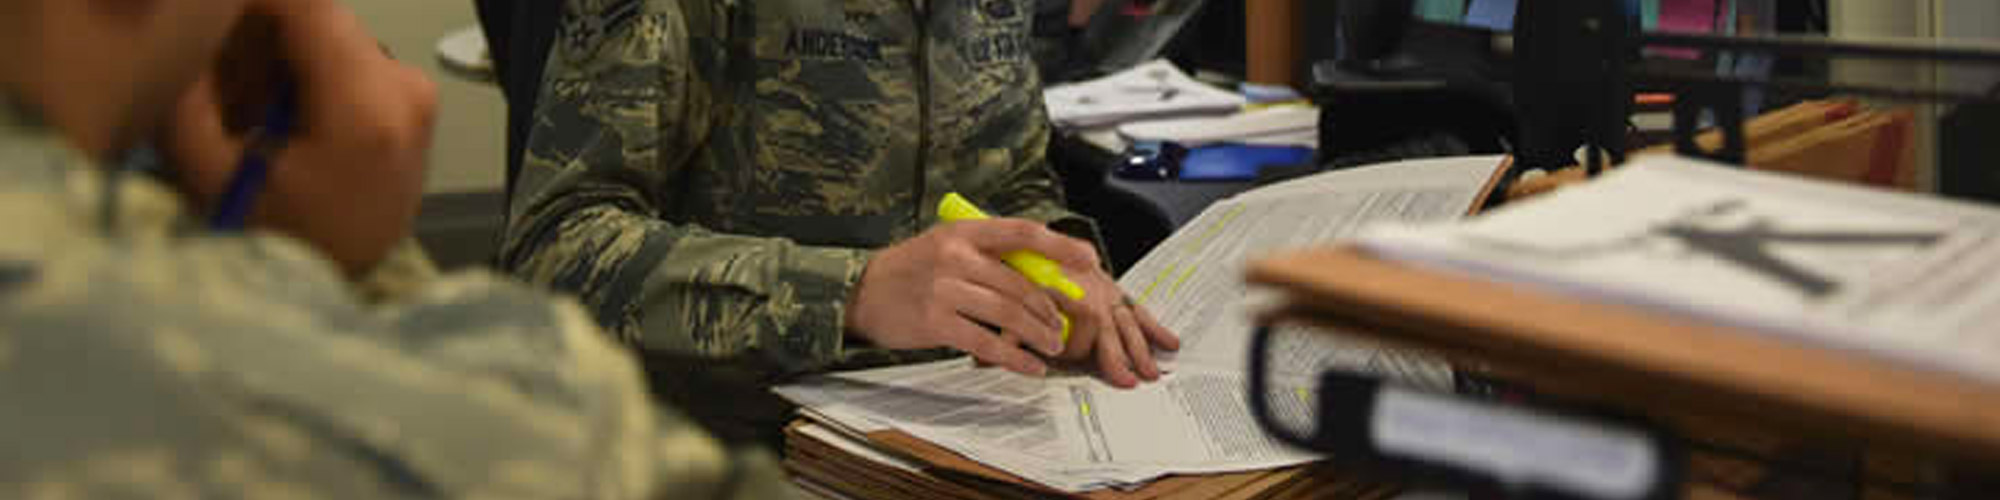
[{"xmin": 473, "ymin": 0, "xmax": 566, "ymax": 205}]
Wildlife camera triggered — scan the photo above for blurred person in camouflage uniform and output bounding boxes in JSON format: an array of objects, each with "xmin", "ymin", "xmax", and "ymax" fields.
[
  {"xmin": 500, "ymin": 0, "xmax": 1180, "ymax": 444},
  {"xmin": 0, "ymin": 0, "xmax": 793, "ymax": 497}
]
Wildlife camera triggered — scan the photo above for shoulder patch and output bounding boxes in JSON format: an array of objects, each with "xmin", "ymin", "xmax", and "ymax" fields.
[
  {"xmin": 980, "ymin": 0, "xmax": 1021, "ymax": 20},
  {"xmin": 561, "ymin": 0, "xmax": 644, "ymax": 55}
]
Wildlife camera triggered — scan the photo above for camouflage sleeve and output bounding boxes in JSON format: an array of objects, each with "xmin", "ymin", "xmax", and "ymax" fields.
[
  {"xmin": 0, "ymin": 230, "xmax": 794, "ymax": 499},
  {"xmin": 498, "ymin": 0, "xmax": 862, "ymax": 375},
  {"xmin": 982, "ymin": 66, "xmax": 1108, "ymax": 257}
]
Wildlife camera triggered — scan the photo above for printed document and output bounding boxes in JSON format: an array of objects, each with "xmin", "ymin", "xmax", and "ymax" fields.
[{"xmin": 778, "ymin": 157, "xmax": 1507, "ymax": 492}]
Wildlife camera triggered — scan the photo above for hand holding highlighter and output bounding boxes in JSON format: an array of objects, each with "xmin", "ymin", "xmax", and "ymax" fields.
[{"xmin": 937, "ymin": 193, "xmax": 1087, "ymax": 343}]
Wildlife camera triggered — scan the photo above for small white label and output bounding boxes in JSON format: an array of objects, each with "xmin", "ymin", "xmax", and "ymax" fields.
[{"xmin": 1370, "ymin": 389, "xmax": 1661, "ymax": 500}]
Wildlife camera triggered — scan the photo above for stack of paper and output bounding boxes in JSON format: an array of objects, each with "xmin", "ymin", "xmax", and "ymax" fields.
[
  {"xmin": 1045, "ymin": 60, "xmax": 1247, "ymax": 129},
  {"xmin": 780, "ymin": 370, "xmax": 1406, "ymax": 500},
  {"xmin": 1116, "ymin": 105, "xmax": 1320, "ymax": 148},
  {"xmin": 784, "ymin": 418, "xmax": 1400, "ymax": 500},
  {"xmin": 778, "ymin": 157, "xmax": 1512, "ymax": 495}
]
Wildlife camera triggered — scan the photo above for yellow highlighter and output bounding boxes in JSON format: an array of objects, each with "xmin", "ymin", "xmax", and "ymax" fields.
[{"xmin": 938, "ymin": 192, "xmax": 1085, "ymax": 343}]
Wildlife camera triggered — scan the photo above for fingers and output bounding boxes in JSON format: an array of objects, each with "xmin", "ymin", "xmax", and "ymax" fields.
[
  {"xmin": 1130, "ymin": 304, "xmax": 1181, "ymax": 351},
  {"xmin": 1047, "ymin": 289, "xmax": 1099, "ymax": 359},
  {"xmin": 258, "ymin": 0, "xmax": 387, "ymax": 86},
  {"xmin": 950, "ymin": 252, "xmax": 1065, "ymax": 346},
  {"xmin": 951, "ymin": 219, "xmax": 1100, "ymax": 270},
  {"xmin": 941, "ymin": 316, "xmax": 1048, "ymax": 377},
  {"xmin": 1114, "ymin": 306, "xmax": 1160, "ymax": 381},
  {"xmin": 1092, "ymin": 318, "xmax": 1140, "ymax": 388},
  {"xmin": 254, "ymin": 0, "xmax": 438, "ymax": 149},
  {"xmin": 160, "ymin": 76, "xmax": 248, "ymax": 204},
  {"xmin": 941, "ymin": 280, "xmax": 1062, "ymax": 357},
  {"xmin": 1052, "ymin": 283, "xmax": 1139, "ymax": 388}
]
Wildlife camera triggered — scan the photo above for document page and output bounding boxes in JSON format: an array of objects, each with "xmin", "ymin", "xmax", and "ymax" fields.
[
  {"xmin": 1086, "ymin": 367, "xmax": 1319, "ymax": 468},
  {"xmin": 780, "ymin": 359, "xmax": 1232, "ymax": 490},
  {"xmin": 1361, "ymin": 156, "xmax": 2000, "ymax": 384},
  {"xmin": 1126, "ymin": 156, "xmax": 1499, "ymax": 381},
  {"xmin": 777, "ymin": 359, "xmax": 1081, "ymax": 461},
  {"xmin": 779, "ymin": 361, "xmax": 1328, "ymax": 490},
  {"xmin": 776, "ymin": 157, "xmax": 1507, "ymax": 492}
]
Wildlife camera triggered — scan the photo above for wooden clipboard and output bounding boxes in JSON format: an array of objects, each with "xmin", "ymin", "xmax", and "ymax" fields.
[{"xmin": 1246, "ymin": 247, "xmax": 2000, "ymax": 463}]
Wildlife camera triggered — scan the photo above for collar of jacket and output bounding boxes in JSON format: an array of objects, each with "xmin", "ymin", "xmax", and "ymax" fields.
[{"xmin": 0, "ymin": 92, "xmax": 191, "ymax": 240}]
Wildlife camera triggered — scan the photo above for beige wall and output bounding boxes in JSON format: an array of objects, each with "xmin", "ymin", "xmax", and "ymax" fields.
[
  {"xmin": 350, "ymin": 0, "xmax": 508, "ymax": 195},
  {"xmin": 1830, "ymin": 0, "xmax": 2000, "ymax": 192}
]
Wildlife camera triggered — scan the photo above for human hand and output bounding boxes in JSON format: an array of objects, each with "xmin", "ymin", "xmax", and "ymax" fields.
[
  {"xmin": 1052, "ymin": 268, "xmax": 1180, "ymax": 388},
  {"xmin": 846, "ymin": 219, "xmax": 1101, "ymax": 376},
  {"xmin": 162, "ymin": 0, "xmax": 437, "ymax": 276}
]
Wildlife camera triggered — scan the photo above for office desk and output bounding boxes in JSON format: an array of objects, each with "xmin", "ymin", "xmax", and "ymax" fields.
[{"xmin": 1103, "ymin": 173, "xmax": 1258, "ymax": 229}]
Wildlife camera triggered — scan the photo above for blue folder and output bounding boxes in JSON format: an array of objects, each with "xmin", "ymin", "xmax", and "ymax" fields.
[{"xmin": 1178, "ymin": 145, "xmax": 1316, "ymax": 182}]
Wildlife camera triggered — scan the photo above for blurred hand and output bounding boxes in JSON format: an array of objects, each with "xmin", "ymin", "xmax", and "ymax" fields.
[
  {"xmin": 1053, "ymin": 267, "xmax": 1180, "ymax": 388},
  {"xmin": 163, "ymin": 0, "xmax": 437, "ymax": 276},
  {"xmin": 846, "ymin": 219, "xmax": 1099, "ymax": 377}
]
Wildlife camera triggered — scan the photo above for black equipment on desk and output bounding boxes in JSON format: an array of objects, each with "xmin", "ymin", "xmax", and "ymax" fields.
[
  {"xmin": 1496, "ymin": 0, "xmax": 2000, "ymax": 198},
  {"xmin": 1250, "ymin": 2, "xmax": 2000, "ymax": 499},
  {"xmin": 1942, "ymin": 85, "xmax": 2000, "ymax": 205},
  {"xmin": 1511, "ymin": 0, "xmax": 1636, "ymax": 178},
  {"xmin": 1335, "ymin": 0, "xmax": 1417, "ymax": 67},
  {"xmin": 1311, "ymin": 0, "xmax": 1517, "ymax": 171}
]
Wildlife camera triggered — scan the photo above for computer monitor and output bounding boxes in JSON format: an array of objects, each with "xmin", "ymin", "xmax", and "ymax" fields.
[{"xmin": 1410, "ymin": 0, "xmax": 1518, "ymax": 32}]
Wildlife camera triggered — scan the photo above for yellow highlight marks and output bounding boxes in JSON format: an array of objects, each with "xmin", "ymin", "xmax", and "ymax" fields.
[{"xmin": 1138, "ymin": 205, "xmax": 1246, "ymax": 304}]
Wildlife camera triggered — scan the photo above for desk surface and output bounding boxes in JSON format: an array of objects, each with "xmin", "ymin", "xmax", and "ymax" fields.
[{"xmin": 1103, "ymin": 173, "xmax": 1258, "ymax": 228}]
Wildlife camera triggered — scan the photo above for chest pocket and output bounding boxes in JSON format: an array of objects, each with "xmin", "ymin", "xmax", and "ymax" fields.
[
  {"xmin": 941, "ymin": 1, "xmax": 1038, "ymax": 143},
  {"xmin": 728, "ymin": 0, "xmax": 922, "ymax": 238},
  {"xmin": 931, "ymin": 0, "xmax": 1041, "ymax": 191}
]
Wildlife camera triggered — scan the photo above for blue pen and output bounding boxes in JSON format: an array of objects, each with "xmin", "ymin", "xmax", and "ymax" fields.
[{"xmin": 210, "ymin": 78, "xmax": 298, "ymax": 230}]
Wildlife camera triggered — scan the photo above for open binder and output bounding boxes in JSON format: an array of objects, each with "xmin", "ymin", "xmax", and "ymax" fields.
[
  {"xmin": 1239, "ymin": 152, "xmax": 2000, "ymax": 497},
  {"xmin": 1248, "ymin": 247, "xmax": 2000, "ymax": 461},
  {"xmin": 1245, "ymin": 154, "xmax": 2000, "ymax": 473}
]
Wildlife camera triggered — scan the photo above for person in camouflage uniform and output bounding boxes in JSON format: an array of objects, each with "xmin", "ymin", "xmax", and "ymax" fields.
[
  {"xmin": 501, "ymin": 0, "xmax": 1183, "ymax": 443},
  {"xmin": 0, "ymin": 0, "xmax": 792, "ymax": 497}
]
